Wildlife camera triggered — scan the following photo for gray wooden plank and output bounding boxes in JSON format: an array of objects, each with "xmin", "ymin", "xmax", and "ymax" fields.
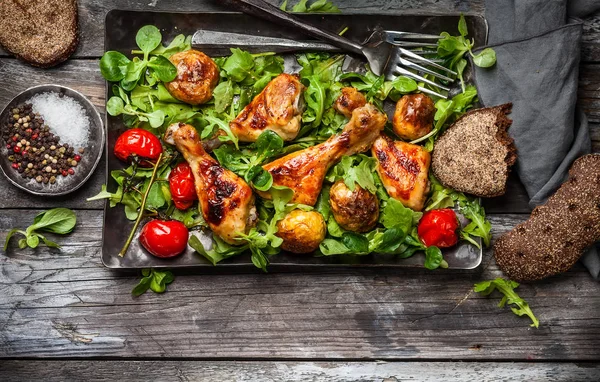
[
  {"xmin": 1, "ymin": 59, "xmax": 599, "ymax": 211},
  {"xmin": 1, "ymin": 1, "xmax": 598, "ymax": 63},
  {"xmin": 1, "ymin": 360, "xmax": 600, "ymax": 382},
  {"xmin": 1, "ymin": 211, "xmax": 599, "ymax": 360},
  {"xmin": 0, "ymin": 0, "xmax": 486, "ymax": 59}
]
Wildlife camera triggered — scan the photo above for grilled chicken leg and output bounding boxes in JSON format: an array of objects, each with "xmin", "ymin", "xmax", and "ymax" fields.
[
  {"xmin": 259, "ymin": 104, "xmax": 387, "ymax": 205},
  {"xmin": 230, "ymin": 73, "xmax": 305, "ymax": 142},
  {"xmin": 165, "ymin": 123, "xmax": 256, "ymax": 244},
  {"xmin": 372, "ymin": 135, "xmax": 431, "ymax": 211}
]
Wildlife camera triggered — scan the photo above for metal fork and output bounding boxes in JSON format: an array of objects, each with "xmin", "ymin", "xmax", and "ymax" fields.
[{"xmin": 222, "ymin": 0, "xmax": 456, "ymax": 98}]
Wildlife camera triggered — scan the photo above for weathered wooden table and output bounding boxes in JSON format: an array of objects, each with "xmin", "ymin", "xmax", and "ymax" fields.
[{"xmin": 1, "ymin": 1, "xmax": 599, "ymax": 380}]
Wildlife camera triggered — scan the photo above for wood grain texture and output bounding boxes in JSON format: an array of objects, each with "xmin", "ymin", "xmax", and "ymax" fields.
[
  {"xmin": 0, "ymin": 0, "xmax": 485, "ymax": 59},
  {"xmin": 0, "ymin": 59, "xmax": 598, "ymax": 211},
  {"xmin": 1, "ymin": 360, "xmax": 600, "ymax": 382},
  {"xmin": 1, "ymin": 211, "xmax": 599, "ymax": 359}
]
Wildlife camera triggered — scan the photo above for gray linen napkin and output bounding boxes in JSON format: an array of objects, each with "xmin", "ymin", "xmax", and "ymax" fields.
[{"xmin": 474, "ymin": 0, "xmax": 600, "ymax": 278}]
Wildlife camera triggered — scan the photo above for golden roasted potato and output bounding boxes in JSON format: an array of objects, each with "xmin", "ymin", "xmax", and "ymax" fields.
[
  {"xmin": 276, "ymin": 209, "xmax": 326, "ymax": 254},
  {"xmin": 393, "ymin": 93, "xmax": 435, "ymax": 141},
  {"xmin": 334, "ymin": 87, "xmax": 367, "ymax": 117},
  {"xmin": 329, "ymin": 180, "xmax": 379, "ymax": 232},
  {"xmin": 165, "ymin": 49, "xmax": 219, "ymax": 105}
]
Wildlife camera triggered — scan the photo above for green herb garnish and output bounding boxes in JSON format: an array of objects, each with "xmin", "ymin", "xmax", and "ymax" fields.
[
  {"xmin": 474, "ymin": 278, "xmax": 539, "ymax": 328},
  {"xmin": 4, "ymin": 208, "xmax": 76, "ymax": 250}
]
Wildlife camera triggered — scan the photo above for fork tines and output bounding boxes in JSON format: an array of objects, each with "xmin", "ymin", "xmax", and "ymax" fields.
[{"xmin": 383, "ymin": 31, "xmax": 458, "ymax": 99}]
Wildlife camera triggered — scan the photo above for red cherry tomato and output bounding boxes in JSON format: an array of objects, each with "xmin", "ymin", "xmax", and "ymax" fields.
[
  {"xmin": 139, "ymin": 219, "xmax": 189, "ymax": 258},
  {"xmin": 169, "ymin": 162, "xmax": 197, "ymax": 210},
  {"xmin": 114, "ymin": 128, "xmax": 163, "ymax": 167},
  {"xmin": 417, "ymin": 208, "xmax": 459, "ymax": 248}
]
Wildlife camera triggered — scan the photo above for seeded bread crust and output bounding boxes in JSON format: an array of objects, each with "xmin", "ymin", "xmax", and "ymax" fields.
[
  {"xmin": 0, "ymin": 0, "xmax": 79, "ymax": 68},
  {"xmin": 431, "ymin": 103, "xmax": 516, "ymax": 197},
  {"xmin": 494, "ymin": 154, "xmax": 600, "ymax": 282}
]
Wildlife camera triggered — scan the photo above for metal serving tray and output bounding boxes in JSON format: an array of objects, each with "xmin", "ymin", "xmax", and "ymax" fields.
[{"xmin": 101, "ymin": 10, "xmax": 488, "ymax": 270}]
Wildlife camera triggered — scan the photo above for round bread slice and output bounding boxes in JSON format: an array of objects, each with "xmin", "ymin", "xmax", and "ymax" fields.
[
  {"xmin": 0, "ymin": 0, "xmax": 79, "ymax": 68},
  {"xmin": 494, "ymin": 154, "xmax": 600, "ymax": 282},
  {"xmin": 431, "ymin": 103, "xmax": 516, "ymax": 197}
]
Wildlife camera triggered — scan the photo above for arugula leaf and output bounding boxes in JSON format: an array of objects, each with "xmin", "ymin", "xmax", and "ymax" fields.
[
  {"xmin": 132, "ymin": 269, "xmax": 175, "ymax": 296},
  {"xmin": 297, "ymin": 53, "xmax": 344, "ymax": 132},
  {"xmin": 458, "ymin": 198, "xmax": 492, "ymax": 248},
  {"xmin": 474, "ymin": 278, "xmax": 539, "ymax": 328},
  {"xmin": 326, "ymin": 154, "xmax": 379, "ymax": 194}
]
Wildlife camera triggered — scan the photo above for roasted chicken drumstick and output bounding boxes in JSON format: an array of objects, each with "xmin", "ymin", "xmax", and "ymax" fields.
[
  {"xmin": 230, "ymin": 73, "xmax": 305, "ymax": 142},
  {"xmin": 258, "ymin": 104, "xmax": 387, "ymax": 205},
  {"xmin": 165, "ymin": 123, "xmax": 256, "ymax": 244},
  {"xmin": 372, "ymin": 135, "xmax": 431, "ymax": 211}
]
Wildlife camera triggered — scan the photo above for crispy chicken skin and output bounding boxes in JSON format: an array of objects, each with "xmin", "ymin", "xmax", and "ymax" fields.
[
  {"xmin": 329, "ymin": 180, "xmax": 379, "ymax": 232},
  {"xmin": 334, "ymin": 87, "xmax": 367, "ymax": 118},
  {"xmin": 165, "ymin": 50, "xmax": 220, "ymax": 105},
  {"xmin": 372, "ymin": 135, "xmax": 431, "ymax": 211},
  {"xmin": 259, "ymin": 103, "xmax": 387, "ymax": 205},
  {"xmin": 393, "ymin": 94, "xmax": 435, "ymax": 141},
  {"xmin": 165, "ymin": 123, "xmax": 256, "ymax": 244},
  {"xmin": 276, "ymin": 210, "xmax": 326, "ymax": 253},
  {"xmin": 230, "ymin": 73, "xmax": 305, "ymax": 142}
]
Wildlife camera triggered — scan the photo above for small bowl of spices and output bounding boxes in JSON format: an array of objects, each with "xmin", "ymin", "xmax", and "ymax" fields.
[{"xmin": 0, "ymin": 85, "xmax": 104, "ymax": 195}]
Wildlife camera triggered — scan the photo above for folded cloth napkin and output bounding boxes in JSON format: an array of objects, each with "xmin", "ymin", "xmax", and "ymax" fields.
[{"xmin": 474, "ymin": 0, "xmax": 600, "ymax": 278}]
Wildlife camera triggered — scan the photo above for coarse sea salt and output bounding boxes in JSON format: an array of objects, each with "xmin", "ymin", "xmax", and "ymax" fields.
[{"xmin": 28, "ymin": 92, "xmax": 90, "ymax": 148}]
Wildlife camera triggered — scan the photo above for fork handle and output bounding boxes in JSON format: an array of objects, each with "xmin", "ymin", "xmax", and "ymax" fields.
[{"xmin": 222, "ymin": 0, "xmax": 364, "ymax": 56}]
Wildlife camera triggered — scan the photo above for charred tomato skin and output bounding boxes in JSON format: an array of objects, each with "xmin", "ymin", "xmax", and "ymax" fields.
[
  {"xmin": 114, "ymin": 128, "xmax": 163, "ymax": 166},
  {"xmin": 169, "ymin": 162, "xmax": 197, "ymax": 210},
  {"xmin": 139, "ymin": 220, "xmax": 189, "ymax": 258},
  {"xmin": 417, "ymin": 208, "xmax": 459, "ymax": 248}
]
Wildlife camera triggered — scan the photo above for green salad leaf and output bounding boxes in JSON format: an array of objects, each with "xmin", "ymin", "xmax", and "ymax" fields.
[
  {"xmin": 326, "ymin": 154, "xmax": 379, "ymax": 194},
  {"xmin": 132, "ymin": 268, "xmax": 175, "ymax": 296},
  {"xmin": 474, "ymin": 278, "xmax": 539, "ymax": 328},
  {"xmin": 281, "ymin": 0, "xmax": 341, "ymax": 13},
  {"xmin": 3, "ymin": 208, "xmax": 76, "ymax": 251},
  {"xmin": 436, "ymin": 14, "xmax": 497, "ymax": 91}
]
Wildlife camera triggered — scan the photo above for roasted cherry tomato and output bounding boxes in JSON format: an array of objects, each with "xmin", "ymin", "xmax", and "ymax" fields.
[
  {"xmin": 139, "ymin": 219, "xmax": 189, "ymax": 258},
  {"xmin": 169, "ymin": 162, "xmax": 197, "ymax": 210},
  {"xmin": 114, "ymin": 128, "xmax": 163, "ymax": 166},
  {"xmin": 417, "ymin": 208, "xmax": 459, "ymax": 248}
]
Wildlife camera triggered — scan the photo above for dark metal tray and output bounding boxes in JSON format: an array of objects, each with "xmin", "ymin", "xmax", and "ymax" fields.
[{"xmin": 102, "ymin": 10, "xmax": 488, "ymax": 270}]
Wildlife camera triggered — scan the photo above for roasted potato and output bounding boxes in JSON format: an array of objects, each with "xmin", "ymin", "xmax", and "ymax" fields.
[
  {"xmin": 329, "ymin": 180, "xmax": 379, "ymax": 232},
  {"xmin": 393, "ymin": 94, "xmax": 435, "ymax": 141},
  {"xmin": 276, "ymin": 209, "xmax": 326, "ymax": 254},
  {"xmin": 165, "ymin": 49, "xmax": 219, "ymax": 105},
  {"xmin": 334, "ymin": 87, "xmax": 367, "ymax": 117}
]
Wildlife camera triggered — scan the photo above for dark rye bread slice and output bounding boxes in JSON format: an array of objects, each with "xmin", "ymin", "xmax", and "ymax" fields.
[
  {"xmin": 494, "ymin": 154, "xmax": 600, "ymax": 282},
  {"xmin": 0, "ymin": 0, "xmax": 78, "ymax": 68},
  {"xmin": 431, "ymin": 103, "xmax": 516, "ymax": 197}
]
